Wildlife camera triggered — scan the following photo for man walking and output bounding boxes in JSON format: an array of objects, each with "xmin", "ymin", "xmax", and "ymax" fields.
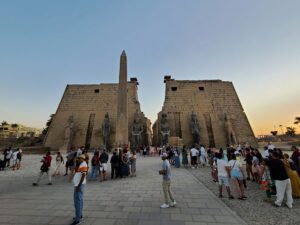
[
  {"xmin": 71, "ymin": 154, "xmax": 88, "ymax": 225},
  {"xmin": 32, "ymin": 151, "xmax": 52, "ymax": 186},
  {"xmin": 159, "ymin": 153, "xmax": 176, "ymax": 208}
]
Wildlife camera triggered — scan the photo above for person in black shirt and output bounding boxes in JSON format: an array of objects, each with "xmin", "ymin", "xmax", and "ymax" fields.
[
  {"xmin": 245, "ymin": 149, "xmax": 254, "ymax": 181},
  {"xmin": 267, "ymin": 151, "xmax": 293, "ymax": 208},
  {"xmin": 110, "ymin": 151, "xmax": 119, "ymax": 179}
]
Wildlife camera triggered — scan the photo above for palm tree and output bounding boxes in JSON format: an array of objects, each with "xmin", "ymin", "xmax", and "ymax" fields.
[
  {"xmin": 294, "ymin": 117, "xmax": 300, "ymax": 126},
  {"xmin": 270, "ymin": 131, "xmax": 278, "ymax": 136},
  {"xmin": 286, "ymin": 127, "xmax": 296, "ymax": 137}
]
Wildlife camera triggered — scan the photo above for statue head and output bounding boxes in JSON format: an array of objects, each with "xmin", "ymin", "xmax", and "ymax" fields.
[
  {"xmin": 105, "ymin": 112, "xmax": 109, "ymax": 120},
  {"xmin": 191, "ymin": 112, "xmax": 197, "ymax": 121}
]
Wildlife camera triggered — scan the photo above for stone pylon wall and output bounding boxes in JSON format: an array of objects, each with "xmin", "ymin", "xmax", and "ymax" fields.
[
  {"xmin": 153, "ymin": 77, "xmax": 257, "ymax": 148},
  {"xmin": 44, "ymin": 81, "xmax": 142, "ymax": 150}
]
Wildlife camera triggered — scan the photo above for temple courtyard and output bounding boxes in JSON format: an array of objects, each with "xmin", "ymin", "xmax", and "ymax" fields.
[{"xmin": 0, "ymin": 154, "xmax": 299, "ymax": 225}]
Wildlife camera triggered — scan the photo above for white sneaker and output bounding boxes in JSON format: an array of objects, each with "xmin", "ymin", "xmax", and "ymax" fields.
[
  {"xmin": 169, "ymin": 201, "xmax": 176, "ymax": 207},
  {"xmin": 160, "ymin": 203, "xmax": 170, "ymax": 209},
  {"xmin": 286, "ymin": 204, "xmax": 293, "ymax": 209}
]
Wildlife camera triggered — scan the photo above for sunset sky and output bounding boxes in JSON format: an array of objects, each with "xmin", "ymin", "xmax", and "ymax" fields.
[{"xmin": 0, "ymin": 0, "xmax": 299, "ymax": 136}]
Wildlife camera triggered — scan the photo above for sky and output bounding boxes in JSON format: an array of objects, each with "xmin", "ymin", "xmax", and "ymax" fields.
[{"xmin": 0, "ymin": 0, "xmax": 299, "ymax": 136}]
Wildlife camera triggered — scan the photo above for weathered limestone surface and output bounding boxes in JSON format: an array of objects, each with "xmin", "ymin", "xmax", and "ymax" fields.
[
  {"xmin": 153, "ymin": 77, "xmax": 257, "ymax": 147},
  {"xmin": 44, "ymin": 81, "xmax": 143, "ymax": 150}
]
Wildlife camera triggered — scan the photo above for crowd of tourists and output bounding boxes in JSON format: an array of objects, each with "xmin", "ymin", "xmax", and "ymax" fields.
[
  {"xmin": 1, "ymin": 147, "xmax": 23, "ymax": 171},
  {"xmin": 162, "ymin": 143, "xmax": 300, "ymax": 209},
  {"xmin": 31, "ymin": 146, "xmax": 139, "ymax": 186}
]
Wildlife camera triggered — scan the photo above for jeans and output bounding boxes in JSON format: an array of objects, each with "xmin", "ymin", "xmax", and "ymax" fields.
[
  {"xmin": 74, "ymin": 184, "xmax": 85, "ymax": 221},
  {"xmin": 90, "ymin": 166, "xmax": 99, "ymax": 180}
]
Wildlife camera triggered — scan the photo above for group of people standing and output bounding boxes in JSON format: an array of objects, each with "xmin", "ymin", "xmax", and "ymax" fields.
[
  {"xmin": 1, "ymin": 147, "xmax": 22, "ymax": 170},
  {"xmin": 210, "ymin": 143, "xmax": 300, "ymax": 209}
]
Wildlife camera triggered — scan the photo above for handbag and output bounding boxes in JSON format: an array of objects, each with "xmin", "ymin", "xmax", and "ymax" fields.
[{"xmin": 230, "ymin": 161, "xmax": 242, "ymax": 178}]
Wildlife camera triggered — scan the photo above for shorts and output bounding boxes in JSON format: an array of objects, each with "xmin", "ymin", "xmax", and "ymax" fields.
[
  {"xmin": 100, "ymin": 163, "xmax": 107, "ymax": 172},
  {"xmin": 218, "ymin": 176, "xmax": 230, "ymax": 187}
]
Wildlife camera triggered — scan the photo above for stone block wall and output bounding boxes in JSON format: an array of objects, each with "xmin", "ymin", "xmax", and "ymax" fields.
[
  {"xmin": 153, "ymin": 77, "xmax": 257, "ymax": 148},
  {"xmin": 44, "ymin": 81, "xmax": 144, "ymax": 150}
]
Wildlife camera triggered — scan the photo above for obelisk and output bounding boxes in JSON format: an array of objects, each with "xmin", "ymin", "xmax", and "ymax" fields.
[{"xmin": 115, "ymin": 50, "xmax": 128, "ymax": 147}]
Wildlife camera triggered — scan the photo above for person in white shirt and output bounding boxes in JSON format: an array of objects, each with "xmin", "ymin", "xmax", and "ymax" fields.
[
  {"xmin": 76, "ymin": 147, "xmax": 84, "ymax": 157},
  {"xmin": 267, "ymin": 142, "xmax": 275, "ymax": 150},
  {"xmin": 190, "ymin": 146, "xmax": 199, "ymax": 168},
  {"xmin": 214, "ymin": 153, "xmax": 234, "ymax": 199},
  {"xmin": 11, "ymin": 150, "xmax": 19, "ymax": 170},
  {"xmin": 200, "ymin": 145, "xmax": 207, "ymax": 166},
  {"xmin": 228, "ymin": 154, "xmax": 246, "ymax": 200},
  {"xmin": 71, "ymin": 154, "xmax": 88, "ymax": 225}
]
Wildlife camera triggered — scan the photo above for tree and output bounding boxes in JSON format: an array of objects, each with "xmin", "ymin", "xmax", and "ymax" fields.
[
  {"xmin": 294, "ymin": 117, "xmax": 300, "ymax": 126},
  {"xmin": 285, "ymin": 127, "xmax": 296, "ymax": 137},
  {"xmin": 1, "ymin": 121, "xmax": 8, "ymax": 126},
  {"xmin": 42, "ymin": 114, "xmax": 55, "ymax": 135},
  {"xmin": 11, "ymin": 123, "xmax": 19, "ymax": 128},
  {"xmin": 270, "ymin": 131, "xmax": 278, "ymax": 136}
]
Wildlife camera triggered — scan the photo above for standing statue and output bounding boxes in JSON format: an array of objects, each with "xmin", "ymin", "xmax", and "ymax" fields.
[
  {"xmin": 102, "ymin": 112, "xmax": 111, "ymax": 149},
  {"xmin": 191, "ymin": 112, "xmax": 200, "ymax": 145},
  {"xmin": 224, "ymin": 113, "xmax": 237, "ymax": 146},
  {"xmin": 160, "ymin": 113, "xmax": 170, "ymax": 146},
  {"xmin": 131, "ymin": 111, "xmax": 144, "ymax": 149},
  {"xmin": 63, "ymin": 115, "xmax": 74, "ymax": 150}
]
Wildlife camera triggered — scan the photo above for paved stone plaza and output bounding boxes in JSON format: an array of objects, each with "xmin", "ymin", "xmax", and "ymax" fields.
[{"xmin": 0, "ymin": 155, "xmax": 246, "ymax": 225}]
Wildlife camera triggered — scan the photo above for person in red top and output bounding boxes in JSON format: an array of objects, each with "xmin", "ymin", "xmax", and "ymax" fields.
[{"xmin": 32, "ymin": 151, "xmax": 52, "ymax": 186}]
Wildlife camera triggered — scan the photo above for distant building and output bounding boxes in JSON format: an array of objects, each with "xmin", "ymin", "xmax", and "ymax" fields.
[{"xmin": 0, "ymin": 122, "xmax": 42, "ymax": 138}]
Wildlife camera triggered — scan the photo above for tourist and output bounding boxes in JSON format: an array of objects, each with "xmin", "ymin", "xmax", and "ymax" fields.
[
  {"xmin": 251, "ymin": 154, "xmax": 260, "ymax": 183},
  {"xmin": 53, "ymin": 152, "xmax": 64, "ymax": 176},
  {"xmin": 71, "ymin": 154, "xmax": 88, "ymax": 225},
  {"xmin": 130, "ymin": 151, "xmax": 137, "ymax": 176},
  {"xmin": 267, "ymin": 151, "xmax": 293, "ymax": 208},
  {"xmin": 228, "ymin": 154, "xmax": 246, "ymax": 200},
  {"xmin": 262, "ymin": 146, "xmax": 270, "ymax": 159},
  {"xmin": 268, "ymin": 142, "xmax": 275, "ymax": 151},
  {"xmin": 5, "ymin": 147, "xmax": 12, "ymax": 167},
  {"xmin": 65, "ymin": 148, "xmax": 76, "ymax": 176},
  {"xmin": 283, "ymin": 153, "xmax": 300, "ymax": 198},
  {"xmin": 11, "ymin": 149, "xmax": 19, "ymax": 170},
  {"xmin": 173, "ymin": 147, "xmax": 180, "ymax": 168},
  {"xmin": 99, "ymin": 149, "xmax": 109, "ymax": 181},
  {"xmin": 214, "ymin": 153, "xmax": 234, "ymax": 199},
  {"xmin": 110, "ymin": 150, "xmax": 119, "ymax": 179},
  {"xmin": 260, "ymin": 159, "xmax": 274, "ymax": 202},
  {"xmin": 83, "ymin": 149, "xmax": 89, "ymax": 168},
  {"xmin": 291, "ymin": 146, "xmax": 300, "ymax": 171},
  {"xmin": 190, "ymin": 146, "xmax": 199, "ymax": 168},
  {"xmin": 181, "ymin": 146, "xmax": 189, "ymax": 168},
  {"xmin": 120, "ymin": 149, "xmax": 130, "ymax": 178},
  {"xmin": 90, "ymin": 151, "xmax": 100, "ymax": 180},
  {"xmin": 76, "ymin": 146, "xmax": 84, "ymax": 157},
  {"xmin": 200, "ymin": 145, "xmax": 207, "ymax": 166},
  {"xmin": 32, "ymin": 151, "xmax": 52, "ymax": 186},
  {"xmin": 245, "ymin": 149, "xmax": 254, "ymax": 181},
  {"xmin": 16, "ymin": 148, "xmax": 22, "ymax": 170},
  {"xmin": 159, "ymin": 153, "xmax": 176, "ymax": 208}
]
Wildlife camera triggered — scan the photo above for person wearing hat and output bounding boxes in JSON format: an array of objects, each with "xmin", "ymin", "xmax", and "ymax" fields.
[
  {"xmin": 70, "ymin": 154, "xmax": 88, "ymax": 225},
  {"xmin": 159, "ymin": 153, "xmax": 176, "ymax": 208}
]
